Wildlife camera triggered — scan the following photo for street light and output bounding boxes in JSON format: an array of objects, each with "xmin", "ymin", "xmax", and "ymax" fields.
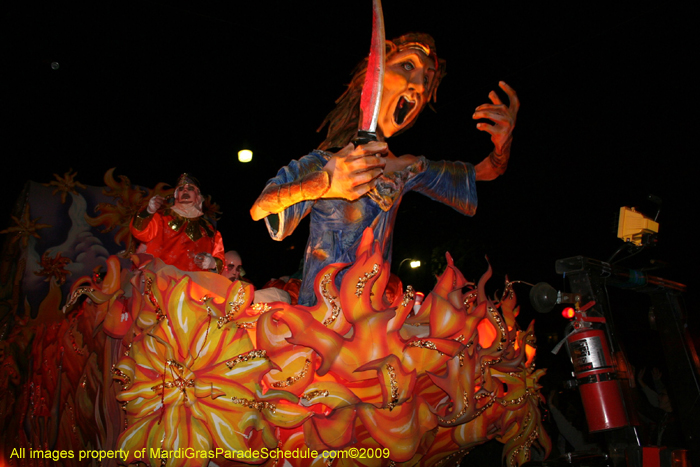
[
  {"xmin": 398, "ymin": 258, "xmax": 421, "ymax": 273},
  {"xmin": 238, "ymin": 149, "xmax": 253, "ymax": 163}
]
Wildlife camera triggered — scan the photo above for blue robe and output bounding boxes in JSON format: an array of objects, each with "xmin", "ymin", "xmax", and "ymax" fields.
[{"xmin": 263, "ymin": 150, "xmax": 478, "ymax": 306}]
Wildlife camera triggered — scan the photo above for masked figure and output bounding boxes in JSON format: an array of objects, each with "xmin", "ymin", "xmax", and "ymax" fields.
[
  {"xmin": 131, "ymin": 174, "xmax": 224, "ymax": 272},
  {"xmin": 251, "ymin": 33, "xmax": 519, "ymax": 306}
]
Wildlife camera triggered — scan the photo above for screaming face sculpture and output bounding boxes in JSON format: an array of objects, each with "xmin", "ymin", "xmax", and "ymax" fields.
[
  {"xmin": 378, "ymin": 48, "xmax": 436, "ymax": 138},
  {"xmin": 317, "ymin": 33, "xmax": 445, "ymax": 150}
]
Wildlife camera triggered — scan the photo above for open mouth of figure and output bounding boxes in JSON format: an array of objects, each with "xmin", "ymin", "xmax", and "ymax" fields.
[{"xmin": 394, "ymin": 96, "xmax": 416, "ymax": 126}]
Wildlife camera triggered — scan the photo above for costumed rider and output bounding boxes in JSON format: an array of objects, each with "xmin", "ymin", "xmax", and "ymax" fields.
[
  {"xmin": 131, "ymin": 173, "xmax": 225, "ymax": 273},
  {"xmin": 250, "ymin": 33, "xmax": 519, "ymax": 306},
  {"xmin": 221, "ymin": 250, "xmax": 244, "ymax": 281},
  {"xmin": 221, "ymin": 250, "xmax": 292, "ymax": 304}
]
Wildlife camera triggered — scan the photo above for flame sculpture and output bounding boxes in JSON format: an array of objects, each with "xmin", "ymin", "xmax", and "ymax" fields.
[{"xmin": 107, "ymin": 228, "xmax": 550, "ymax": 466}]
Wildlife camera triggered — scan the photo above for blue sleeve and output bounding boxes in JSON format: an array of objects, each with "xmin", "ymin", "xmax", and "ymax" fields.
[
  {"xmin": 406, "ymin": 157, "xmax": 478, "ymax": 216},
  {"xmin": 263, "ymin": 153, "xmax": 326, "ymax": 241}
]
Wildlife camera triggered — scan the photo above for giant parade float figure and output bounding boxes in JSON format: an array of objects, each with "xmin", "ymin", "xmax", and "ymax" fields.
[{"xmin": 0, "ymin": 2, "xmax": 551, "ymax": 466}]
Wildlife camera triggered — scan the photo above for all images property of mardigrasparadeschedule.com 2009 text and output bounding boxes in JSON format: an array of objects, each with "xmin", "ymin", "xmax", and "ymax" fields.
[{"xmin": 8, "ymin": 446, "xmax": 394, "ymax": 462}]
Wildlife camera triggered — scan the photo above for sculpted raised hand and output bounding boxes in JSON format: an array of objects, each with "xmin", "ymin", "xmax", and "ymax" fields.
[{"xmin": 473, "ymin": 82, "xmax": 520, "ymax": 180}]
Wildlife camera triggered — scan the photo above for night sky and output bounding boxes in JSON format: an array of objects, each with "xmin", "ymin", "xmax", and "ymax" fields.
[{"xmin": 6, "ymin": 1, "xmax": 695, "ymax": 375}]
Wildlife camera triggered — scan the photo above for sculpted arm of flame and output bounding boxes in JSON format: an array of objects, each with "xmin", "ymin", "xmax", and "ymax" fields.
[
  {"xmin": 402, "ymin": 264, "xmax": 483, "ymax": 374},
  {"xmin": 92, "ymin": 255, "xmax": 132, "ymax": 338},
  {"xmin": 302, "ymin": 406, "xmax": 358, "ymax": 451},
  {"xmin": 306, "ymin": 262, "xmax": 353, "ymax": 336},
  {"xmin": 337, "ymin": 228, "xmax": 393, "ymax": 324},
  {"xmin": 255, "ymin": 303, "xmax": 324, "ymax": 395},
  {"xmin": 356, "ymin": 396, "xmax": 438, "ymax": 463},
  {"xmin": 101, "ymin": 254, "xmax": 123, "ymax": 294},
  {"xmin": 404, "ymin": 252, "xmax": 468, "ymax": 333},
  {"xmin": 450, "ymin": 403, "xmax": 502, "ymax": 452},
  {"xmin": 499, "ymin": 396, "xmax": 552, "ymax": 467},
  {"xmin": 355, "ymin": 355, "xmax": 417, "ymax": 409},
  {"xmin": 424, "ymin": 256, "xmax": 469, "ymax": 339},
  {"xmin": 329, "ymin": 230, "xmax": 406, "ymax": 380},
  {"xmin": 428, "ymin": 344, "xmax": 479, "ymax": 427},
  {"xmin": 493, "ymin": 320, "xmax": 537, "ymax": 372},
  {"xmin": 299, "ymin": 381, "xmax": 369, "ymax": 451},
  {"xmin": 334, "ymin": 312, "xmax": 397, "ymax": 382},
  {"xmin": 258, "ymin": 307, "xmax": 343, "ymax": 377},
  {"xmin": 386, "ymin": 282, "xmax": 414, "ymax": 334},
  {"xmin": 300, "ymin": 382, "xmax": 363, "ymax": 410},
  {"xmin": 492, "ymin": 370, "xmax": 536, "ymax": 412},
  {"xmin": 253, "ymin": 387, "xmax": 314, "ymax": 429},
  {"xmin": 500, "ymin": 280, "xmax": 521, "ymax": 331},
  {"xmin": 262, "ymin": 347, "xmax": 317, "ymax": 397},
  {"xmin": 419, "ymin": 427, "xmax": 470, "ymax": 467},
  {"xmin": 447, "ymin": 373, "xmax": 510, "ymax": 452},
  {"xmin": 130, "ymin": 269, "xmax": 164, "ymax": 329}
]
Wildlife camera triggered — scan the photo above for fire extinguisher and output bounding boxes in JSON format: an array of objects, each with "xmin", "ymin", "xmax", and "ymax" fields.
[{"xmin": 557, "ymin": 301, "xmax": 629, "ymax": 432}]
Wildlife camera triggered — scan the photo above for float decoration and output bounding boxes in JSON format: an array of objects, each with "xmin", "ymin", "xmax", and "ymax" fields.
[{"xmin": 1, "ymin": 169, "xmax": 550, "ymax": 467}]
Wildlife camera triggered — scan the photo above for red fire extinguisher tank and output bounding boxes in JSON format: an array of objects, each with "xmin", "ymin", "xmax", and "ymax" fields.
[{"xmin": 567, "ymin": 328, "xmax": 628, "ymax": 432}]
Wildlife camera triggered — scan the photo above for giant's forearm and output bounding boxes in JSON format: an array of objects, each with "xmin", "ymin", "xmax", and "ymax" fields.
[
  {"xmin": 474, "ymin": 136, "xmax": 511, "ymax": 181},
  {"xmin": 250, "ymin": 170, "xmax": 330, "ymax": 221}
]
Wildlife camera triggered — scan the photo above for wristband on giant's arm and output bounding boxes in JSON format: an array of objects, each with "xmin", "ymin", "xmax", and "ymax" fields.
[
  {"xmin": 255, "ymin": 170, "xmax": 330, "ymax": 214},
  {"xmin": 488, "ymin": 150, "xmax": 508, "ymax": 176}
]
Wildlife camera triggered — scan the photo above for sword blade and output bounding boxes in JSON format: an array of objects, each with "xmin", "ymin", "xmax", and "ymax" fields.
[{"xmin": 357, "ymin": 0, "xmax": 385, "ymax": 140}]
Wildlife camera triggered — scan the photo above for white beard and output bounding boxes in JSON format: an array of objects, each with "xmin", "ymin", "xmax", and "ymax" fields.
[{"xmin": 172, "ymin": 202, "xmax": 203, "ymax": 218}]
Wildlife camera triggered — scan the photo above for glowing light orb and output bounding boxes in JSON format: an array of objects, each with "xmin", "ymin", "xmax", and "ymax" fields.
[{"xmin": 238, "ymin": 149, "xmax": 253, "ymax": 163}]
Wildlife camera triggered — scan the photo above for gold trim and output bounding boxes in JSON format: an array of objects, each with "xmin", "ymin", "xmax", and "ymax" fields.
[{"xmin": 164, "ymin": 208, "xmax": 216, "ymax": 242}]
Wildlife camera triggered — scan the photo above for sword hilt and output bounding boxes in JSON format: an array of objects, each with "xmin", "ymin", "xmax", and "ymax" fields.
[{"xmin": 354, "ymin": 130, "xmax": 378, "ymax": 147}]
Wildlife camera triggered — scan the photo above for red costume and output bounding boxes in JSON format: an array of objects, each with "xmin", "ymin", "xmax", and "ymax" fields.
[{"xmin": 130, "ymin": 208, "xmax": 224, "ymax": 273}]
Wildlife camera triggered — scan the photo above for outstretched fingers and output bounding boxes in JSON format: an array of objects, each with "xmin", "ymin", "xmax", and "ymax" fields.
[
  {"xmin": 472, "ymin": 81, "xmax": 519, "ymax": 152},
  {"xmin": 473, "ymin": 105, "xmax": 509, "ymax": 125},
  {"xmin": 499, "ymin": 81, "xmax": 520, "ymax": 112},
  {"xmin": 488, "ymin": 90, "xmax": 503, "ymax": 106}
]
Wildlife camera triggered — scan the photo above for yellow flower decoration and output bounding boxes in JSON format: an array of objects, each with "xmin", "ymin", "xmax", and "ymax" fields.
[{"xmin": 114, "ymin": 271, "xmax": 312, "ymax": 467}]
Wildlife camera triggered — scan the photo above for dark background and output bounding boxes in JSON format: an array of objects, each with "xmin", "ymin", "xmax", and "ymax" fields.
[{"xmin": 6, "ymin": 1, "xmax": 695, "ymax": 376}]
